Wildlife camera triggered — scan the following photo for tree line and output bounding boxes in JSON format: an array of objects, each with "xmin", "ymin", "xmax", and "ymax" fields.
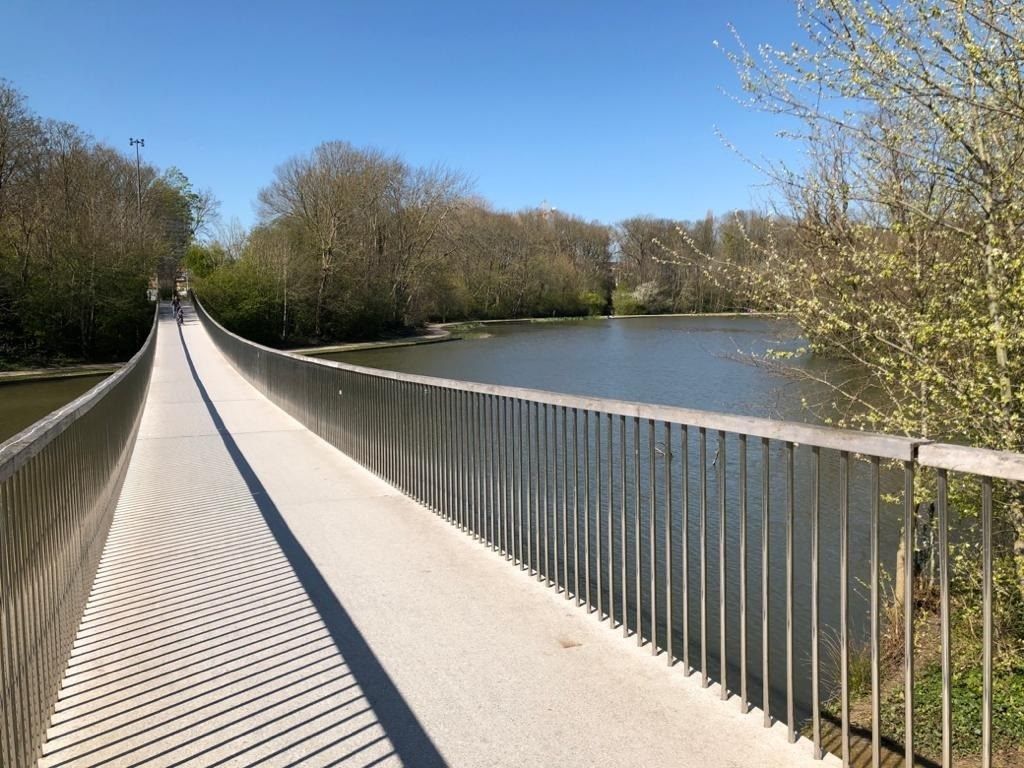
[
  {"xmin": 0, "ymin": 73, "xmax": 774, "ymax": 367},
  {"xmin": 192, "ymin": 140, "xmax": 772, "ymax": 347},
  {"xmin": 0, "ymin": 80, "xmax": 215, "ymax": 366}
]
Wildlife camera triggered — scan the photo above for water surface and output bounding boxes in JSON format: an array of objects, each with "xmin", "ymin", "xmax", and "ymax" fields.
[
  {"xmin": 329, "ymin": 315, "xmax": 837, "ymax": 420},
  {"xmin": 0, "ymin": 375, "xmax": 109, "ymax": 445}
]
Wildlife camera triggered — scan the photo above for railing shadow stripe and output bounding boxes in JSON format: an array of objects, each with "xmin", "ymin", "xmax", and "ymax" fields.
[
  {"xmin": 74, "ymin": 563, "xmax": 299, "ymax": 639},
  {"xmin": 68, "ymin": 599, "xmax": 318, "ymax": 672},
  {"xmin": 64, "ymin": 609, "xmax": 326, "ymax": 688},
  {"xmin": 68, "ymin": 581, "xmax": 308, "ymax": 651},
  {"xmin": 53, "ymin": 635, "xmax": 339, "ymax": 724},
  {"xmin": 59, "ymin": 622, "xmax": 329, "ymax": 708},
  {"xmin": 79, "ymin": 558, "xmax": 294, "ymax": 622},
  {"xmin": 50, "ymin": 657, "xmax": 350, "ymax": 753}
]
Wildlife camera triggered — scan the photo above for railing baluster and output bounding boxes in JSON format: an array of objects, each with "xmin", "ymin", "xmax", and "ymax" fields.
[
  {"xmin": 700, "ymin": 426, "xmax": 708, "ymax": 686},
  {"xmin": 575, "ymin": 409, "xmax": 582, "ymax": 604},
  {"xmin": 381, "ymin": 377, "xmax": 388, "ymax": 478},
  {"xmin": 840, "ymin": 449, "xmax": 850, "ymax": 767},
  {"xmin": 982, "ymin": 474, "xmax": 993, "ymax": 768},
  {"xmin": 785, "ymin": 441, "xmax": 795, "ymax": 739},
  {"xmin": 457, "ymin": 389, "xmax": 465, "ymax": 530},
  {"xmin": 551, "ymin": 405, "xmax": 560, "ymax": 585},
  {"xmin": 682, "ymin": 424, "xmax": 690, "ymax": 674},
  {"xmin": 634, "ymin": 416, "xmax": 641, "ymax": 646},
  {"xmin": 761, "ymin": 437, "xmax": 770, "ymax": 727},
  {"xmin": 490, "ymin": 395, "xmax": 498, "ymax": 548},
  {"xmin": 666, "ymin": 422, "xmax": 673, "ymax": 666},
  {"xmin": 870, "ymin": 455, "xmax": 880, "ymax": 767},
  {"xmin": 739, "ymin": 433, "xmax": 749, "ymax": 712},
  {"xmin": 564, "ymin": 407, "xmax": 571, "ymax": 599},
  {"xmin": 453, "ymin": 385, "xmax": 461, "ymax": 524},
  {"xmin": 391, "ymin": 378, "xmax": 399, "ymax": 487},
  {"xmin": 607, "ymin": 413, "xmax": 613, "ymax": 624},
  {"xmin": 649, "ymin": 419, "xmax": 657, "ymax": 655},
  {"xmin": 620, "ymin": 414, "xmax": 627, "ymax": 636},
  {"xmin": 451, "ymin": 388, "xmax": 459, "ymax": 527},
  {"xmin": 536, "ymin": 402, "xmax": 543, "ymax": 581},
  {"xmin": 484, "ymin": 394, "xmax": 491, "ymax": 541},
  {"xmin": 811, "ymin": 445, "xmax": 822, "ymax": 758},
  {"xmin": 596, "ymin": 412, "xmax": 603, "ymax": 617},
  {"xmin": 466, "ymin": 389, "xmax": 473, "ymax": 532},
  {"xmin": 475, "ymin": 392, "xmax": 483, "ymax": 539},
  {"xmin": 902, "ymin": 458, "xmax": 915, "ymax": 764},
  {"xmin": 501, "ymin": 396, "xmax": 509, "ymax": 556},
  {"xmin": 416, "ymin": 384, "xmax": 424, "ymax": 503},
  {"xmin": 938, "ymin": 467, "xmax": 951, "ymax": 768},
  {"xmin": 477, "ymin": 393, "xmax": 485, "ymax": 538},
  {"xmin": 516, "ymin": 398, "xmax": 524, "ymax": 567},
  {"xmin": 542, "ymin": 403, "xmax": 551, "ymax": 583},
  {"xmin": 468, "ymin": 391, "xmax": 475, "ymax": 536},
  {"xmin": 585, "ymin": 410, "xmax": 592, "ymax": 611},
  {"xmin": 528, "ymin": 403, "xmax": 536, "ymax": 573},
  {"xmin": 720, "ymin": 430, "xmax": 728, "ymax": 699}
]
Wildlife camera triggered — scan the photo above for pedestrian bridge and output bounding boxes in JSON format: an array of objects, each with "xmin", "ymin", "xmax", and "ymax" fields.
[{"xmin": 2, "ymin": 303, "xmax": 1019, "ymax": 767}]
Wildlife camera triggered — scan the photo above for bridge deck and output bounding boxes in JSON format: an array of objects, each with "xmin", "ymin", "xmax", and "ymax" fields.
[{"xmin": 40, "ymin": 307, "xmax": 834, "ymax": 767}]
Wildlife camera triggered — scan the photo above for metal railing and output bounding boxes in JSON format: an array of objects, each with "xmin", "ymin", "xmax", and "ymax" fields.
[
  {"xmin": 0, "ymin": 307, "xmax": 158, "ymax": 768},
  {"xmin": 196, "ymin": 297, "xmax": 1021, "ymax": 768}
]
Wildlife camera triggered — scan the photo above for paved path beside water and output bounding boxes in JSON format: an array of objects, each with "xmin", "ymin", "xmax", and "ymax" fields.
[{"xmin": 40, "ymin": 306, "xmax": 836, "ymax": 767}]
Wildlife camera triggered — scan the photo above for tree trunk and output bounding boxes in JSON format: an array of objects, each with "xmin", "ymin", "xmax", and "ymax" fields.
[
  {"xmin": 980, "ymin": 197, "xmax": 1024, "ymax": 588},
  {"xmin": 315, "ymin": 263, "xmax": 328, "ymax": 339},
  {"xmin": 280, "ymin": 260, "xmax": 288, "ymax": 343}
]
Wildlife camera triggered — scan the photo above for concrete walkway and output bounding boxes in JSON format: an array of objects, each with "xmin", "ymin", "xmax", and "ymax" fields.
[{"xmin": 40, "ymin": 306, "xmax": 836, "ymax": 767}]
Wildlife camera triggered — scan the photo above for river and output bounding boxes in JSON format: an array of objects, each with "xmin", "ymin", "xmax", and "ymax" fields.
[
  {"xmin": 329, "ymin": 315, "xmax": 836, "ymax": 419},
  {"xmin": 0, "ymin": 374, "xmax": 109, "ymax": 446}
]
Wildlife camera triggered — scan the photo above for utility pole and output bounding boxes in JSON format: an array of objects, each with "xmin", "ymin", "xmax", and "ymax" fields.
[{"xmin": 129, "ymin": 137, "xmax": 144, "ymax": 219}]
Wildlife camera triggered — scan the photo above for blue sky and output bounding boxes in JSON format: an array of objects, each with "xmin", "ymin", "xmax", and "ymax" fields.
[{"xmin": 3, "ymin": 1, "xmax": 804, "ymax": 230}]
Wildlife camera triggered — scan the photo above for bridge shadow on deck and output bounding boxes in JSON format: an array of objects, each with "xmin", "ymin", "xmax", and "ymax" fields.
[
  {"xmin": 41, "ymin": 314, "xmax": 445, "ymax": 767},
  {"xmin": 174, "ymin": 322, "xmax": 446, "ymax": 767}
]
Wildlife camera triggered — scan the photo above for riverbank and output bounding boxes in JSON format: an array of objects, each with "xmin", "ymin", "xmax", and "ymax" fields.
[
  {"xmin": 292, "ymin": 311, "xmax": 788, "ymax": 357},
  {"xmin": 0, "ymin": 371, "xmax": 112, "ymax": 444},
  {"xmin": 0, "ymin": 363, "xmax": 122, "ymax": 384},
  {"xmin": 291, "ymin": 325, "xmax": 455, "ymax": 356},
  {"xmin": 440, "ymin": 310, "xmax": 784, "ymax": 329}
]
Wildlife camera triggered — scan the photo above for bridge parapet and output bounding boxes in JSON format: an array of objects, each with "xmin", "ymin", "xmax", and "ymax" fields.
[{"xmin": 0, "ymin": 307, "xmax": 158, "ymax": 768}]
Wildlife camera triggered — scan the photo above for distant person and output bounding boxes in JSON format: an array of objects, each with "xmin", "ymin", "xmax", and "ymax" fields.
[{"xmin": 171, "ymin": 294, "xmax": 180, "ymax": 315}]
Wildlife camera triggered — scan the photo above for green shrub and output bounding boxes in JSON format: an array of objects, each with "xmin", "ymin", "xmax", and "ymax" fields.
[{"xmin": 612, "ymin": 287, "xmax": 642, "ymax": 315}]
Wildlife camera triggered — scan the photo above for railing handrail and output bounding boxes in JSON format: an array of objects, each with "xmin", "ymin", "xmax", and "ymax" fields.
[
  {"xmin": 195, "ymin": 296, "xmax": 923, "ymax": 461},
  {"xmin": 918, "ymin": 442, "xmax": 1024, "ymax": 483},
  {"xmin": 0, "ymin": 305, "xmax": 159, "ymax": 482}
]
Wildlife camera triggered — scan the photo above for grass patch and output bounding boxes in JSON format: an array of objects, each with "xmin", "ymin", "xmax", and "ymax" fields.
[{"xmin": 879, "ymin": 659, "xmax": 1024, "ymax": 762}]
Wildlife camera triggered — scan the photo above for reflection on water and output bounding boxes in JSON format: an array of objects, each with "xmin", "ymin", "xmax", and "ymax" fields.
[{"xmin": 0, "ymin": 374, "xmax": 109, "ymax": 445}]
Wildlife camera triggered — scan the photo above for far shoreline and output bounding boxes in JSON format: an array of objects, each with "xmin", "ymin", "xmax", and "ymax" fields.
[
  {"xmin": 295, "ymin": 310, "xmax": 788, "ymax": 357},
  {"xmin": 0, "ymin": 363, "xmax": 121, "ymax": 384}
]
